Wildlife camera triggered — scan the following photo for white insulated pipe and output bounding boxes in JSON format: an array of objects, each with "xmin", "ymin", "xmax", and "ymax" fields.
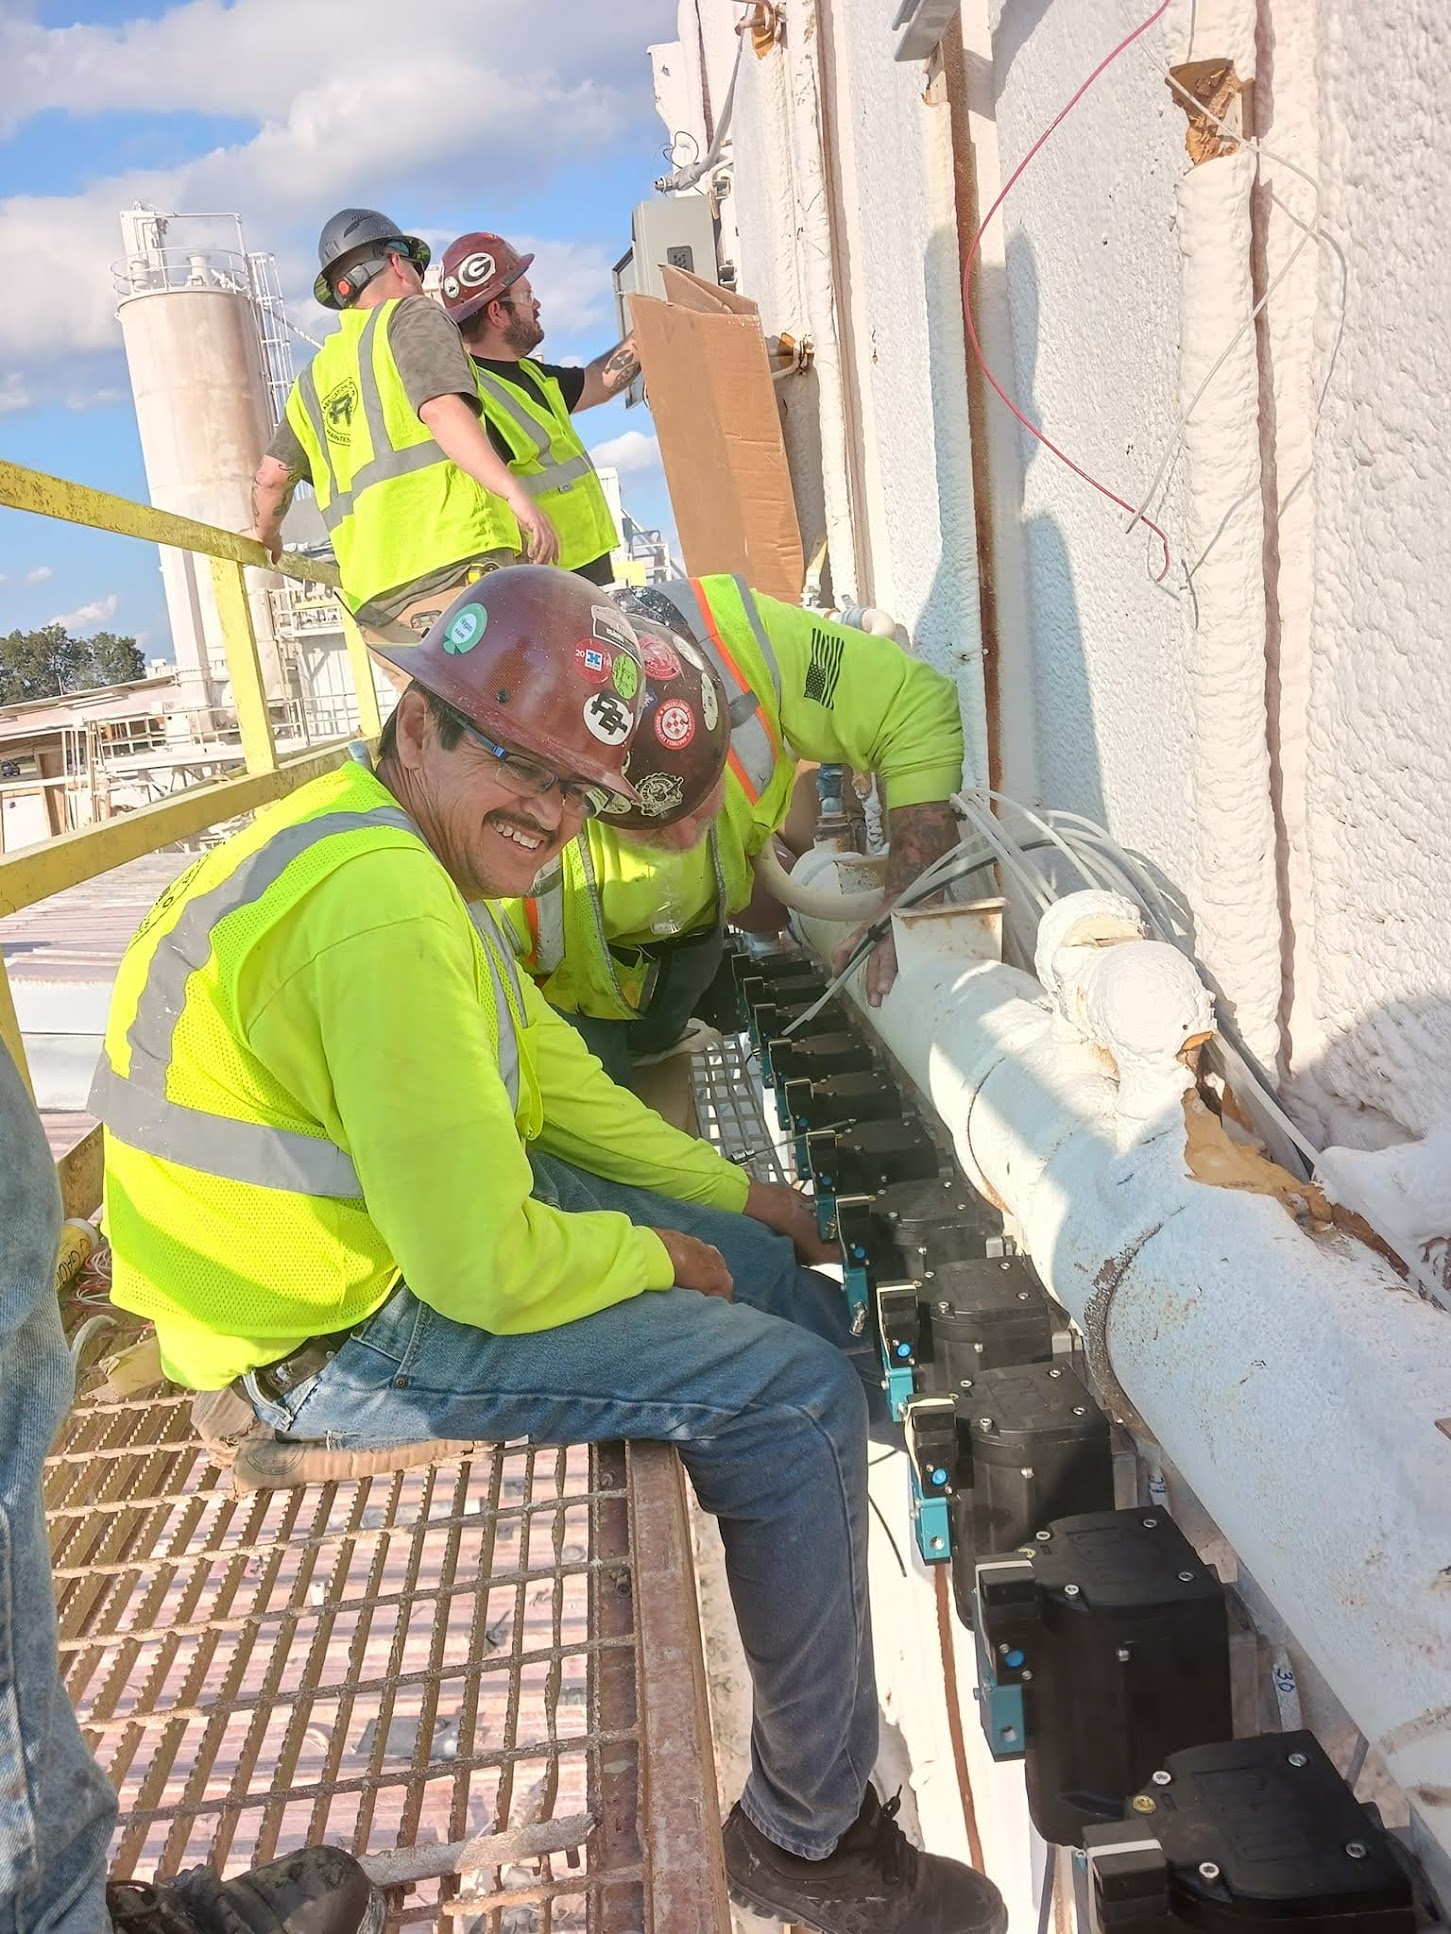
[
  {"xmin": 793, "ymin": 880, "xmax": 1451, "ymax": 1872},
  {"xmin": 752, "ymin": 838, "xmax": 884, "ymax": 921}
]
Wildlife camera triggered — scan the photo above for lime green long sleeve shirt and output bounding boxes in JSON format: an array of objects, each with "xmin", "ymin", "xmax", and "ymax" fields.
[{"xmin": 245, "ymin": 850, "xmax": 750, "ymax": 1317}]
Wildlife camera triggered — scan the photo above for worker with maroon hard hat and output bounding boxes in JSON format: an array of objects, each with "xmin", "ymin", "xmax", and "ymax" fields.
[
  {"xmin": 439, "ymin": 229, "xmax": 640, "ymax": 584},
  {"xmin": 95, "ymin": 558, "xmax": 1006, "ymax": 1934},
  {"xmin": 251, "ymin": 208, "xmax": 560, "ymax": 648}
]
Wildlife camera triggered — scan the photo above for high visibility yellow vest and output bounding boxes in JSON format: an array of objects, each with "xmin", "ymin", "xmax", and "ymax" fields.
[
  {"xmin": 474, "ymin": 359, "xmax": 618, "ymax": 571},
  {"xmin": 509, "ymin": 575, "xmax": 792, "ymax": 1021},
  {"xmin": 286, "ymin": 301, "xmax": 521, "ymax": 615},
  {"xmin": 92, "ymin": 761, "xmax": 527, "ymax": 1377}
]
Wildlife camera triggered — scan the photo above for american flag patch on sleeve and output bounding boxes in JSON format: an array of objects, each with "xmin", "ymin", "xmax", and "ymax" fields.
[{"xmin": 804, "ymin": 627, "xmax": 845, "ymax": 708}]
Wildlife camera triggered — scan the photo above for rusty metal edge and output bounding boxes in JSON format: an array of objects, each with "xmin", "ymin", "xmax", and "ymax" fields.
[
  {"xmin": 627, "ymin": 1441, "xmax": 732, "ymax": 1934},
  {"xmin": 589, "ymin": 1441, "xmax": 645, "ymax": 1934}
]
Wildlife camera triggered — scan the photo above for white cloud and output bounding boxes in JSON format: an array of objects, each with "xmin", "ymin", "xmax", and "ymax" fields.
[
  {"xmin": 23, "ymin": 566, "xmax": 53, "ymax": 585},
  {"xmin": 589, "ymin": 429, "xmax": 662, "ymax": 477},
  {"xmin": 65, "ymin": 386, "xmax": 127, "ymax": 412},
  {"xmin": 0, "ymin": 0, "xmax": 676, "ymax": 374},
  {"xmin": 0, "ymin": 373, "xmax": 30, "ymax": 413},
  {"xmin": 50, "ymin": 593, "xmax": 118, "ymax": 632}
]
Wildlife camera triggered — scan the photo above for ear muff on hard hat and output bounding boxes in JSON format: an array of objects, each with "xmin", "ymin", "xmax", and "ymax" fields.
[
  {"xmin": 370, "ymin": 567, "xmax": 648, "ymax": 803},
  {"xmin": 314, "ymin": 207, "xmax": 430, "ymax": 309},
  {"xmin": 594, "ymin": 617, "xmax": 731, "ymax": 831}
]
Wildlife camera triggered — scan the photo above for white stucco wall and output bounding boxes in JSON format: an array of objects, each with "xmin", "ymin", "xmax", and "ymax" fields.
[
  {"xmin": 988, "ymin": 0, "xmax": 1451, "ymax": 1143},
  {"xmin": 988, "ymin": 0, "xmax": 1197, "ymax": 893},
  {"xmin": 1292, "ymin": 0, "xmax": 1451, "ymax": 1145}
]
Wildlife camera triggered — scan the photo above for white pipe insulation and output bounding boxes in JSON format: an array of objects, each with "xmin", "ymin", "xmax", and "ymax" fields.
[
  {"xmin": 793, "ymin": 876, "xmax": 1451, "ymax": 1874},
  {"xmin": 1163, "ymin": 0, "xmax": 1284, "ymax": 1074}
]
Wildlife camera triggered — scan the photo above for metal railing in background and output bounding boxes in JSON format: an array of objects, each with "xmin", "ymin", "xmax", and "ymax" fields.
[{"xmin": 0, "ymin": 457, "xmax": 382, "ymax": 1207}]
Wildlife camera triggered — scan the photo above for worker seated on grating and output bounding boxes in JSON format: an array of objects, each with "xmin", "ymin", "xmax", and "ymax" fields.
[
  {"xmin": 91, "ymin": 570, "xmax": 1004, "ymax": 1934},
  {"xmin": 0, "ymin": 1038, "xmax": 382, "ymax": 1934},
  {"xmin": 493, "ymin": 576, "xmax": 965, "ymax": 1089}
]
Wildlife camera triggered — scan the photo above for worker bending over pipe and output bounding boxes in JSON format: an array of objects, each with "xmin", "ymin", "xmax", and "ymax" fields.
[{"xmin": 496, "ymin": 576, "xmax": 965, "ymax": 1086}]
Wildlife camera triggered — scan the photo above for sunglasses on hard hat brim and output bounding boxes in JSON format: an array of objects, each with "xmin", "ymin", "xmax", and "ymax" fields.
[
  {"xmin": 455, "ymin": 719, "xmax": 623, "ymax": 820},
  {"xmin": 384, "ymin": 238, "xmax": 430, "ymax": 273}
]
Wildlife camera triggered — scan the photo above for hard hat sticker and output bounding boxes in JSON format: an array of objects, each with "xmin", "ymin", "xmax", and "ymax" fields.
[
  {"xmin": 592, "ymin": 606, "xmax": 636, "ymax": 653},
  {"xmin": 635, "ymin": 772, "xmax": 686, "ymax": 818},
  {"xmin": 638, "ymin": 635, "xmax": 682, "ymax": 681},
  {"xmin": 575, "ymin": 642, "xmax": 611, "ymax": 682},
  {"xmin": 655, "ymin": 699, "xmax": 696, "ymax": 749},
  {"xmin": 612, "ymin": 654, "xmax": 639, "ymax": 701},
  {"xmin": 445, "ymin": 250, "xmax": 496, "ymax": 299},
  {"xmin": 675, "ymin": 635, "xmax": 706, "ymax": 672},
  {"xmin": 443, "ymin": 603, "xmax": 488, "ymax": 653},
  {"xmin": 699, "ymin": 672, "xmax": 719, "ymax": 731},
  {"xmin": 582, "ymin": 691, "xmax": 634, "ymax": 745}
]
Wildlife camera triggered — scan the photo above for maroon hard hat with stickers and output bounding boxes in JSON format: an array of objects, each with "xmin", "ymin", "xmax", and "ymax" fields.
[
  {"xmin": 370, "ymin": 567, "xmax": 647, "ymax": 802},
  {"xmin": 596, "ymin": 615, "xmax": 730, "ymax": 830}
]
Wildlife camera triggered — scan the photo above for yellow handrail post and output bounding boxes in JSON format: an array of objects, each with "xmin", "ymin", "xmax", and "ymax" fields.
[
  {"xmin": 209, "ymin": 557, "xmax": 278, "ymax": 775},
  {"xmin": 0, "ymin": 956, "xmax": 34, "ymax": 1099},
  {"xmin": 339, "ymin": 606, "xmax": 384, "ymax": 742}
]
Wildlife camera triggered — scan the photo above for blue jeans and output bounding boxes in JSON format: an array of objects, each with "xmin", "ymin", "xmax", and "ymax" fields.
[
  {"xmin": 245, "ymin": 1152, "xmax": 882, "ymax": 1857},
  {"xmin": 0, "ymin": 1042, "xmax": 117, "ymax": 1934}
]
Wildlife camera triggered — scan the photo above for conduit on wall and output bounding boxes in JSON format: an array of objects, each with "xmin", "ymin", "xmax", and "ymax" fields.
[{"xmin": 1175, "ymin": 131, "xmax": 1286, "ymax": 1075}]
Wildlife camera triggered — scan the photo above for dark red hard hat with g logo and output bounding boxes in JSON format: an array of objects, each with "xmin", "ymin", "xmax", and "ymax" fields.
[
  {"xmin": 370, "ymin": 568, "xmax": 646, "ymax": 802},
  {"xmin": 438, "ymin": 231, "xmax": 535, "ymax": 326}
]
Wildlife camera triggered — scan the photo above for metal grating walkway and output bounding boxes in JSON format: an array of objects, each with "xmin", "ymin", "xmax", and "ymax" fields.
[
  {"xmin": 48, "ymin": 1387, "xmax": 726, "ymax": 1931},
  {"xmin": 688, "ymin": 1034, "xmax": 792, "ymax": 1186}
]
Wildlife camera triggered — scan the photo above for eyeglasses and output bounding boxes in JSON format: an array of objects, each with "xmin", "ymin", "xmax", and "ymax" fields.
[{"xmin": 456, "ymin": 719, "xmax": 619, "ymax": 818}]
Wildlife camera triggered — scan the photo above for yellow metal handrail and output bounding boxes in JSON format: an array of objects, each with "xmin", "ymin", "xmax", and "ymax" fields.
[{"xmin": 0, "ymin": 458, "xmax": 380, "ymax": 1182}]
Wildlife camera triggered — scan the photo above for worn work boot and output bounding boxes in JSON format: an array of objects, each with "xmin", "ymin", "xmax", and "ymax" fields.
[
  {"xmin": 722, "ymin": 1787, "xmax": 1007, "ymax": 1934},
  {"xmin": 107, "ymin": 1845, "xmax": 383, "ymax": 1934}
]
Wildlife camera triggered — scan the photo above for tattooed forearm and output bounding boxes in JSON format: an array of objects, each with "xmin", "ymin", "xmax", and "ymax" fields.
[
  {"xmin": 595, "ymin": 336, "xmax": 642, "ymax": 392},
  {"xmin": 884, "ymin": 800, "xmax": 961, "ymax": 902}
]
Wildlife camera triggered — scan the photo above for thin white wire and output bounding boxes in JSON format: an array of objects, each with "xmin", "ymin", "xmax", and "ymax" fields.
[
  {"xmin": 778, "ymin": 839, "xmax": 999, "ymax": 1037},
  {"xmin": 952, "ymin": 793, "xmax": 1054, "ymax": 916},
  {"xmin": 981, "ymin": 789, "xmax": 1101, "ymax": 891}
]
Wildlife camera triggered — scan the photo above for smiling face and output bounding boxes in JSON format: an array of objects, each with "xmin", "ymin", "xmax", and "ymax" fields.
[{"xmin": 379, "ymin": 687, "xmax": 586, "ymax": 899}]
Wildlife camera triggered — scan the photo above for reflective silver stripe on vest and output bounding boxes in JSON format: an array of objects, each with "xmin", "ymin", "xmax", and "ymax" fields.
[
  {"xmin": 466, "ymin": 902, "xmax": 526, "ymax": 1107},
  {"xmin": 121, "ymin": 807, "xmax": 418, "ymax": 1098},
  {"xmin": 90, "ymin": 1056, "xmax": 364, "ymax": 1197},
  {"xmin": 91, "ymin": 803, "xmax": 523, "ymax": 1190},
  {"xmin": 475, "ymin": 370, "xmax": 589, "ymax": 495},
  {"xmin": 646, "ymin": 577, "xmax": 781, "ymax": 797},
  {"xmin": 518, "ymin": 452, "xmax": 594, "ymax": 498},
  {"xmin": 296, "ymin": 309, "xmax": 450, "ymax": 533}
]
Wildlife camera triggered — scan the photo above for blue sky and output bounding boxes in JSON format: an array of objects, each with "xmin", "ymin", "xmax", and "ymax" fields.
[{"xmin": 0, "ymin": 0, "xmax": 682, "ymax": 655}]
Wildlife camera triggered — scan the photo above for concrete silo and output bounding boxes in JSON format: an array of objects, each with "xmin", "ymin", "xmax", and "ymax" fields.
[{"xmin": 115, "ymin": 206, "xmax": 287, "ymax": 713}]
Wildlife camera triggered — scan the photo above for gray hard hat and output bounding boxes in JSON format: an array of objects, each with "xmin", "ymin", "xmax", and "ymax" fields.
[{"xmin": 314, "ymin": 208, "xmax": 430, "ymax": 309}]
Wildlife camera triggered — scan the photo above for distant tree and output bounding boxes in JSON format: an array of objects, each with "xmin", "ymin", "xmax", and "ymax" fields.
[{"xmin": 0, "ymin": 625, "xmax": 146, "ymax": 705}]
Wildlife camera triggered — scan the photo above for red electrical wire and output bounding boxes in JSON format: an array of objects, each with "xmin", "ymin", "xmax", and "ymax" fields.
[{"xmin": 963, "ymin": 2, "xmax": 1174, "ymax": 583}]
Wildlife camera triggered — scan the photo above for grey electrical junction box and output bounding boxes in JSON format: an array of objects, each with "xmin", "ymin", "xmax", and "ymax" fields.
[{"xmin": 612, "ymin": 195, "xmax": 721, "ymax": 407}]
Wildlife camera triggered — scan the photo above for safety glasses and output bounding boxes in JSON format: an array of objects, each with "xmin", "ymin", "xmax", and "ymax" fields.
[{"xmin": 455, "ymin": 720, "xmax": 620, "ymax": 819}]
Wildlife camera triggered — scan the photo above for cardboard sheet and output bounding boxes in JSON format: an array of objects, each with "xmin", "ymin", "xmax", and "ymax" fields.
[{"xmin": 630, "ymin": 267, "xmax": 804, "ymax": 601}]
